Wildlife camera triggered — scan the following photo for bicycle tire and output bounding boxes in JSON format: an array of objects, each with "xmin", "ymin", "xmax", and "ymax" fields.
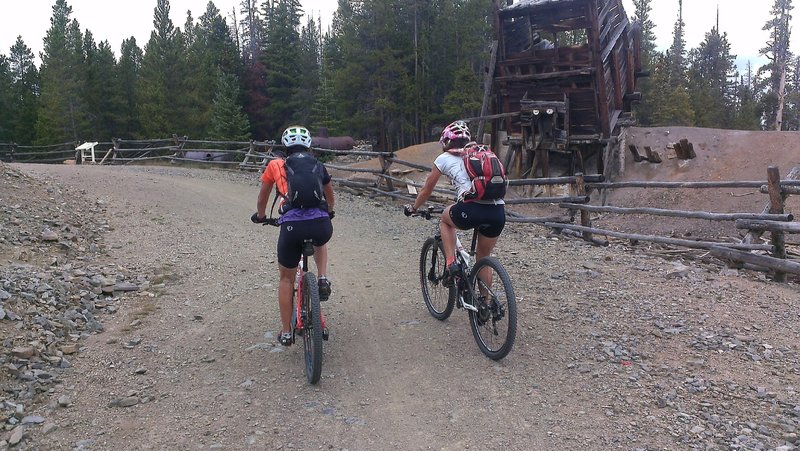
[
  {"xmin": 301, "ymin": 272, "xmax": 323, "ymax": 384},
  {"xmin": 419, "ymin": 237, "xmax": 455, "ymax": 320},
  {"xmin": 467, "ymin": 256, "xmax": 517, "ymax": 360}
]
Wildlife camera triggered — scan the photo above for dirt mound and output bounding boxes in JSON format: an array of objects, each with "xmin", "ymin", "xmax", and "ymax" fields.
[
  {"xmin": 336, "ymin": 127, "xmax": 800, "ymax": 239},
  {"xmin": 602, "ymin": 127, "xmax": 800, "ymax": 237}
]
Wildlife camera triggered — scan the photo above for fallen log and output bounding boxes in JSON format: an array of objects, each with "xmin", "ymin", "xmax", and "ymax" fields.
[
  {"xmin": 560, "ymin": 203, "xmax": 794, "ymax": 222},
  {"xmin": 508, "ymin": 174, "xmax": 604, "ymax": 187},
  {"xmin": 735, "ymin": 219, "xmax": 800, "ymax": 234},
  {"xmin": 543, "ymin": 223, "xmax": 775, "ymax": 252},
  {"xmin": 760, "ymin": 184, "xmax": 800, "ymax": 195},
  {"xmin": 588, "ymin": 180, "xmax": 800, "ymax": 189},
  {"xmin": 710, "ymin": 246, "xmax": 800, "ymax": 276},
  {"xmin": 505, "ymin": 196, "xmax": 590, "ymax": 205}
]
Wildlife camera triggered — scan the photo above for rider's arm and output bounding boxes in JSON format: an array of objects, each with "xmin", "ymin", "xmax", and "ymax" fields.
[
  {"xmin": 256, "ymin": 181, "xmax": 273, "ymax": 218},
  {"xmin": 412, "ymin": 167, "xmax": 442, "ymax": 211},
  {"xmin": 324, "ymin": 183, "xmax": 335, "ymax": 212}
]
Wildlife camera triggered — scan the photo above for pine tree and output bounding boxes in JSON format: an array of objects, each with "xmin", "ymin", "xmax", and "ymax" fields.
[
  {"xmin": 735, "ymin": 62, "xmax": 763, "ymax": 130},
  {"xmin": 184, "ymin": 2, "xmax": 242, "ymax": 137},
  {"xmin": 206, "ymin": 70, "xmax": 251, "ymax": 140},
  {"xmin": 137, "ymin": 0, "xmax": 186, "ymax": 137},
  {"xmin": 632, "ymin": 0, "xmax": 657, "ymax": 125},
  {"xmin": 261, "ymin": 0, "xmax": 304, "ymax": 138},
  {"xmin": 7, "ymin": 37, "xmax": 39, "ymax": 144},
  {"xmin": 297, "ymin": 16, "xmax": 322, "ymax": 126},
  {"xmin": 653, "ymin": 0, "xmax": 693, "ymax": 126},
  {"xmin": 35, "ymin": 0, "xmax": 88, "ymax": 144},
  {"xmin": 688, "ymin": 21, "xmax": 736, "ymax": 128},
  {"xmin": 0, "ymin": 55, "xmax": 13, "ymax": 142},
  {"xmin": 784, "ymin": 56, "xmax": 800, "ymax": 130},
  {"xmin": 239, "ymin": 0, "xmax": 263, "ymax": 64},
  {"xmin": 667, "ymin": 0, "xmax": 687, "ymax": 90},
  {"xmin": 442, "ymin": 65, "xmax": 482, "ymax": 119},
  {"xmin": 760, "ymin": 0, "xmax": 793, "ymax": 130},
  {"xmin": 88, "ymin": 41, "xmax": 126, "ymax": 140},
  {"xmin": 118, "ymin": 37, "xmax": 143, "ymax": 138}
]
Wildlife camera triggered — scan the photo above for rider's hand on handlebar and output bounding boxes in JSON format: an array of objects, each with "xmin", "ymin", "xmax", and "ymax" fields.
[
  {"xmin": 328, "ymin": 210, "xmax": 335, "ymax": 220},
  {"xmin": 251, "ymin": 212, "xmax": 268, "ymax": 224}
]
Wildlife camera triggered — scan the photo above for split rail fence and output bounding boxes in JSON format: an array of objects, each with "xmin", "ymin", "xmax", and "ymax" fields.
[{"xmin": 3, "ymin": 139, "xmax": 798, "ymax": 282}]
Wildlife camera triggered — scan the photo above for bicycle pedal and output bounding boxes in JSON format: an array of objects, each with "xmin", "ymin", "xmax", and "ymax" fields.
[{"xmin": 322, "ymin": 328, "xmax": 329, "ymax": 341}]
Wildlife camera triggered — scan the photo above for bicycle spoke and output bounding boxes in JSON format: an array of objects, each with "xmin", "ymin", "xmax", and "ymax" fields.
[
  {"xmin": 468, "ymin": 257, "xmax": 517, "ymax": 360},
  {"xmin": 419, "ymin": 238, "xmax": 455, "ymax": 321},
  {"xmin": 301, "ymin": 272, "xmax": 323, "ymax": 384}
]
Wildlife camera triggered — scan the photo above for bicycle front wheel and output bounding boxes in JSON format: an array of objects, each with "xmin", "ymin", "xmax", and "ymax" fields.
[
  {"xmin": 301, "ymin": 272, "xmax": 323, "ymax": 384},
  {"xmin": 468, "ymin": 256, "xmax": 517, "ymax": 360},
  {"xmin": 419, "ymin": 237, "xmax": 455, "ymax": 320}
]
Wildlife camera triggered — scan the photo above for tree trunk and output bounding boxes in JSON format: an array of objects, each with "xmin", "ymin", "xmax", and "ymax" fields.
[{"xmin": 775, "ymin": 64, "xmax": 787, "ymax": 131}]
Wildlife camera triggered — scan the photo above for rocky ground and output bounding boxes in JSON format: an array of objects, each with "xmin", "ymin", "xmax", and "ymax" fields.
[{"xmin": 0, "ymin": 161, "xmax": 799, "ymax": 450}]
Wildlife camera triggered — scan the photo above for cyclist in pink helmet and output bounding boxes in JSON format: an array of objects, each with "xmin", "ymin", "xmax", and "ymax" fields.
[{"xmin": 405, "ymin": 120, "xmax": 506, "ymax": 284}]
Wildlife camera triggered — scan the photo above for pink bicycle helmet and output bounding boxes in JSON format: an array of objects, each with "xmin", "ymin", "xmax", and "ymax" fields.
[{"xmin": 439, "ymin": 121, "xmax": 471, "ymax": 147}]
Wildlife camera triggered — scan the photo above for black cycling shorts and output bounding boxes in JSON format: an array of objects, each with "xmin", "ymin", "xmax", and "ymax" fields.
[
  {"xmin": 449, "ymin": 202, "xmax": 505, "ymax": 238},
  {"xmin": 277, "ymin": 218, "xmax": 333, "ymax": 268}
]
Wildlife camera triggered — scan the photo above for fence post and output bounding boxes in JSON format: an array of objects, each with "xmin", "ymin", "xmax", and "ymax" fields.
[
  {"xmin": 378, "ymin": 154, "xmax": 394, "ymax": 191},
  {"xmin": 766, "ymin": 166, "xmax": 787, "ymax": 282},
  {"xmin": 575, "ymin": 173, "xmax": 592, "ymax": 242}
]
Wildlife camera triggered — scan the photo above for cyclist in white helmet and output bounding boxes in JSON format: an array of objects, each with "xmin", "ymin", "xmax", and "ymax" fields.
[
  {"xmin": 251, "ymin": 125, "xmax": 335, "ymax": 346},
  {"xmin": 404, "ymin": 120, "xmax": 506, "ymax": 285}
]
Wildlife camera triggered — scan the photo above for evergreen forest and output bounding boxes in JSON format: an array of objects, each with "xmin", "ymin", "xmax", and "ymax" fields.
[{"xmin": 0, "ymin": 0, "xmax": 796, "ymax": 151}]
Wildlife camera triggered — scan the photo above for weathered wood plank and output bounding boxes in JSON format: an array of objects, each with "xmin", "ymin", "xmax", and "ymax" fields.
[
  {"xmin": 560, "ymin": 203, "xmax": 794, "ymax": 222},
  {"xmin": 544, "ymin": 222, "xmax": 775, "ymax": 252},
  {"xmin": 710, "ymin": 246, "xmax": 800, "ymax": 276}
]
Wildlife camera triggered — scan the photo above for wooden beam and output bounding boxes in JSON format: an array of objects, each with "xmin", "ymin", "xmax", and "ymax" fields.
[
  {"xmin": 735, "ymin": 219, "xmax": 800, "ymax": 233},
  {"xmin": 477, "ymin": 41, "xmax": 499, "ymax": 140},
  {"xmin": 710, "ymin": 246, "xmax": 800, "ymax": 277},
  {"xmin": 560, "ymin": 203, "xmax": 794, "ymax": 222},
  {"xmin": 504, "ymin": 196, "xmax": 590, "ymax": 205},
  {"xmin": 767, "ymin": 166, "xmax": 787, "ymax": 281},
  {"xmin": 589, "ymin": 180, "xmax": 800, "ymax": 189},
  {"xmin": 544, "ymin": 222, "xmax": 775, "ymax": 252},
  {"xmin": 744, "ymin": 166, "xmax": 800, "ymax": 244}
]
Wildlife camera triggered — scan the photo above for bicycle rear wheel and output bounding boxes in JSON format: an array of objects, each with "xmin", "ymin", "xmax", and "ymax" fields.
[
  {"xmin": 419, "ymin": 237, "xmax": 455, "ymax": 320},
  {"xmin": 468, "ymin": 256, "xmax": 517, "ymax": 360},
  {"xmin": 301, "ymin": 272, "xmax": 323, "ymax": 384}
]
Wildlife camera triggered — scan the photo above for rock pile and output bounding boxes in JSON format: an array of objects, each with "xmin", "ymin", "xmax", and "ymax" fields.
[{"xmin": 0, "ymin": 162, "xmax": 152, "ymax": 442}]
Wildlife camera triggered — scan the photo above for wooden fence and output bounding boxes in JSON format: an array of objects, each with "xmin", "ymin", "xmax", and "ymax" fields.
[{"xmin": 3, "ymin": 138, "xmax": 798, "ymax": 281}]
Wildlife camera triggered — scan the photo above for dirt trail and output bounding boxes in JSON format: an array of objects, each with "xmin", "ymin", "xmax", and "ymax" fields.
[{"xmin": 4, "ymin": 163, "xmax": 800, "ymax": 451}]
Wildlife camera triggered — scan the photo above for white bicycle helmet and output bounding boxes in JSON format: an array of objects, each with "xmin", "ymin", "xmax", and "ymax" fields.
[
  {"xmin": 282, "ymin": 125, "xmax": 312, "ymax": 149},
  {"xmin": 439, "ymin": 120, "xmax": 471, "ymax": 148}
]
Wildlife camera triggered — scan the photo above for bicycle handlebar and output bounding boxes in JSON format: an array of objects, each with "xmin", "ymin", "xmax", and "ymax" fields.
[
  {"xmin": 404, "ymin": 205, "xmax": 443, "ymax": 220},
  {"xmin": 251, "ymin": 212, "xmax": 279, "ymax": 227}
]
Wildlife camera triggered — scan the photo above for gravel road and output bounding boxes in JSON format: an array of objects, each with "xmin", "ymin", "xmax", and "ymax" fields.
[{"xmin": 2, "ymin": 163, "xmax": 799, "ymax": 450}]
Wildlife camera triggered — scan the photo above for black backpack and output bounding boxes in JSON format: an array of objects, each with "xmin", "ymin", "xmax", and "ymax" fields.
[{"xmin": 278, "ymin": 151, "xmax": 326, "ymax": 213}]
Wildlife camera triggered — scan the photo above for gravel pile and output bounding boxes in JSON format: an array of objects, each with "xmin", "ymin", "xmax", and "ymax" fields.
[{"xmin": 0, "ymin": 162, "xmax": 156, "ymax": 443}]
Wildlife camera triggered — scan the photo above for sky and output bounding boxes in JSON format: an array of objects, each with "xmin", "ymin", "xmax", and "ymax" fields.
[{"xmin": 0, "ymin": 0, "xmax": 797, "ymax": 72}]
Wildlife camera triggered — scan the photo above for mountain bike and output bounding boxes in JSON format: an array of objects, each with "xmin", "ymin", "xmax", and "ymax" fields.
[
  {"xmin": 407, "ymin": 206, "xmax": 517, "ymax": 360},
  {"xmin": 258, "ymin": 219, "xmax": 328, "ymax": 384}
]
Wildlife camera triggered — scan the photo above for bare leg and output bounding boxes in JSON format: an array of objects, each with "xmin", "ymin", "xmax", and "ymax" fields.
[
  {"xmin": 475, "ymin": 234, "xmax": 499, "ymax": 301},
  {"xmin": 313, "ymin": 244, "xmax": 328, "ymax": 278},
  {"xmin": 278, "ymin": 264, "xmax": 296, "ymax": 333},
  {"xmin": 440, "ymin": 205, "xmax": 458, "ymax": 264}
]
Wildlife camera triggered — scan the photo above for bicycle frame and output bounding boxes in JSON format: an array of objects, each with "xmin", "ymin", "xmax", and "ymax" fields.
[{"xmin": 442, "ymin": 229, "xmax": 481, "ymax": 313}]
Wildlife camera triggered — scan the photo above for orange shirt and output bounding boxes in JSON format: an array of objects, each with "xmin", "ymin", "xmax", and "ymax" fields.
[{"xmin": 261, "ymin": 158, "xmax": 288, "ymax": 195}]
